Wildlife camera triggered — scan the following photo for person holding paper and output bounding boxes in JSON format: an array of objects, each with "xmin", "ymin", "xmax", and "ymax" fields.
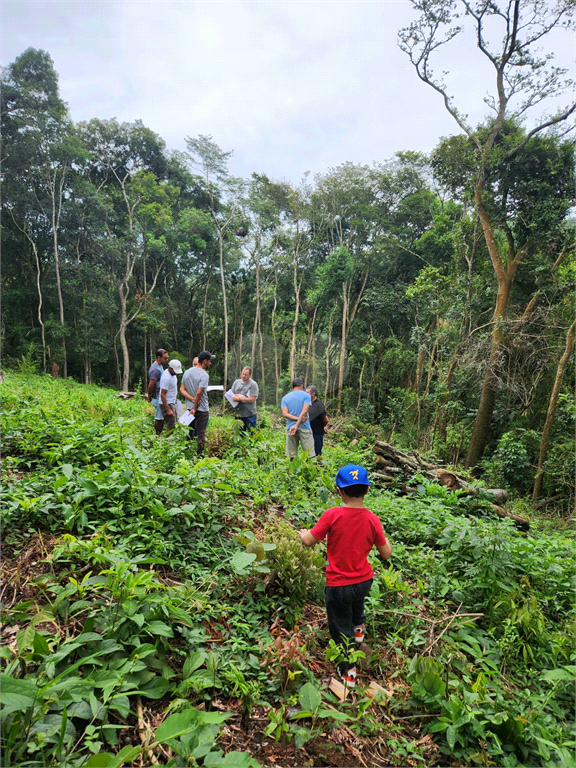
[
  {"xmin": 180, "ymin": 351, "xmax": 215, "ymax": 455},
  {"xmin": 230, "ymin": 366, "xmax": 259, "ymax": 432}
]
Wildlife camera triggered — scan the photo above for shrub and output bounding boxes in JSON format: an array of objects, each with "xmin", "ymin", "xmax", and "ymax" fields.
[
  {"xmin": 264, "ymin": 520, "xmax": 325, "ymax": 619},
  {"xmin": 484, "ymin": 428, "xmax": 539, "ymax": 494}
]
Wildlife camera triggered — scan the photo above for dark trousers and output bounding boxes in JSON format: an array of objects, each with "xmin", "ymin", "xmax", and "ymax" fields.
[
  {"xmin": 325, "ymin": 579, "xmax": 372, "ymax": 666},
  {"xmin": 188, "ymin": 410, "xmax": 209, "ymax": 454},
  {"xmin": 313, "ymin": 433, "xmax": 324, "ymax": 456},
  {"xmin": 237, "ymin": 414, "xmax": 257, "ymax": 432}
]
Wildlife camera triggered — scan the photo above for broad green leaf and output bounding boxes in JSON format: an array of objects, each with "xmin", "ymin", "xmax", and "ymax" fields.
[
  {"xmin": 85, "ymin": 745, "xmax": 142, "ymax": 767},
  {"xmin": 541, "ymin": 666, "xmax": 576, "ymax": 682},
  {"xmin": 446, "ymin": 725, "xmax": 457, "ymax": 750},
  {"xmin": 183, "ymin": 651, "xmax": 206, "ymax": 679},
  {"xmin": 78, "ymin": 478, "xmax": 99, "ymax": 494},
  {"xmin": 154, "ymin": 709, "xmax": 201, "ymax": 743},
  {"xmin": 298, "ymin": 682, "xmax": 321, "ymax": 712},
  {"xmin": 32, "ymin": 631, "xmax": 51, "ymax": 657},
  {"xmin": 145, "ymin": 621, "xmax": 173, "ymax": 637},
  {"xmin": 317, "ymin": 708, "xmax": 350, "ymax": 721},
  {"xmin": 138, "ymin": 676, "xmax": 170, "ymax": 699},
  {"xmin": 62, "ymin": 464, "xmax": 74, "ymax": 479},
  {"xmin": 203, "ymin": 750, "xmax": 260, "ymax": 767},
  {"xmin": 290, "ymin": 710, "xmax": 313, "ymax": 720},
  {"xmin": 230, "ymin": 551, "xmax": 257, "ymax": 574},
  {"xmin": 0, "ymin": 675, "xmax": 37, "ymax": 712}
]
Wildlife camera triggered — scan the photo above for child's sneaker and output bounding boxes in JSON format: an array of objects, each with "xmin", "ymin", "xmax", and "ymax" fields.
[
  {"xmin": 354, "ymin": 624, "xmax": 365, "ymax": 644},
  {"xmin": 337, "ymin": 664, "xmax": 357, "ymax": 688}
]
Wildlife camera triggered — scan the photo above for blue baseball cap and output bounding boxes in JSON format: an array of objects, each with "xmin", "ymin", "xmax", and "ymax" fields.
[{"xmin": 336, "ymin": 464, "xmax": 370, "ymax": 488}]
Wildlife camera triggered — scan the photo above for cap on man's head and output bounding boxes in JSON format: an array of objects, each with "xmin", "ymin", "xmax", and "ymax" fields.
[
  {"xmin": 198, "ymin": 351, "xmax": 216, "ymax": 362},
  {"xmin": 169, "ymin": 359, "xmax": 183, "ymax": 374},
  {"xmin": 336, "ymin": 464, "xmax": 370, "ymax": 488}
]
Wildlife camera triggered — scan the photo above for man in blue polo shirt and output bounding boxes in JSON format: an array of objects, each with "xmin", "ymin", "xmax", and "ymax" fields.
[{"xmin": 280, "ymin": 378, "xmax": 315, "ymax": 459}]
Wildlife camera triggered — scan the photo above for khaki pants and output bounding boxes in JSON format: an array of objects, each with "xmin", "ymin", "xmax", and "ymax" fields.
[{"xmin": 285, "ymin": 427, "xmax": 315, "ymax": 458}]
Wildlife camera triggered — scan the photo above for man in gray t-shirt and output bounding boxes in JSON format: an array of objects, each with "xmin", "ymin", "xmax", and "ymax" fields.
[
  {"xmin": 180, "ymin": 351, "xmax": 215, "ymax": 455},
  {"xmin": 231, "ymin": 366, "xmax": 259, "ymax": 432}
]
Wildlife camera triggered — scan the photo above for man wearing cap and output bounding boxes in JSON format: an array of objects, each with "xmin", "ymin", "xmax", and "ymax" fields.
[
  {"xmin": 147, "ymin": 348, "xmax": 169, "ymax": 435},
  {"xmin": 306, "ymin": 385, "xmax": 328, "ymax": 460},
  {"xmin": 180, "ymin": 351, "xmax": 215, "ymax": 455},
  {"xmin": 231, "ymin": 366, "xmax": 259, "ymax": 432},
  {"xmin": 159, "ymin": 359, "xmax": 183, "ymax": 434},
  {"xmin": 280, "ymin": 377, "xmax": 315, "ymax": 459}
]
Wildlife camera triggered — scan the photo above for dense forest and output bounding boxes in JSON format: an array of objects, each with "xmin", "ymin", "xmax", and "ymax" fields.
[{"xmin": 2, "ymin": 0, "xmax": 575, "ymax": 499}]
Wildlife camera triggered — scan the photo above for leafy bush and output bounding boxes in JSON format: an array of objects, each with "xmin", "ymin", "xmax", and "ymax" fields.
[
  {"xmin": 264, "ymin": 521, "xmax": 325, "ymax": 620},
  {"xmin": 483, "ymin": 428, "xmax": 540, "ymax": 494}
]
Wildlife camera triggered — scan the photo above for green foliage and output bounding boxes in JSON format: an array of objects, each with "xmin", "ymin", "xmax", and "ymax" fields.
[
  {"xmin": 264, "ymin": 521, "xmax": 325, "ymax": 620},
  {"xmin": 1, "ymin": 374, "xmax": 574, "ymax": 767},
  {"xmin": 483, "ymin": 429, "xmax": 540, "ymax": 494}
]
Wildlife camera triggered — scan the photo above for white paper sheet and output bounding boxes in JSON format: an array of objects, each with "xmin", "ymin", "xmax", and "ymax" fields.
[
  {"xmin": 207, "ymin": 385, "xmax": 224, "ymax": 392},
  {"xmin": 178, "ymin": 410, "xmax": 195, "ymax": 425},
  {"xmin": 225, "ymin": 389, "xmax": 239, "ymax": 408}
]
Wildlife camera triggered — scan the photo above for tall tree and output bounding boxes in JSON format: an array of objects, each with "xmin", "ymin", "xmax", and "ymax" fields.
[
  {"xmin": 1, "ymin": 48, "xmax": 75, "ymax": 375},
  {"xmin": 77, "ymin": 118, "xmax": 171, "ymax": 389},
  {"xmin": 185, "ymin": 136, "xmax": 242, "ymax": 393},
  {"xmin": 400, "ymin": 0, "xmax": 576, "ymax": 467}
]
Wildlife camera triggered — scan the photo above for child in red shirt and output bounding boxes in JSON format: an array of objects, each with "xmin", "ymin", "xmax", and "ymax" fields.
[{"xmin": 298, "ymin": 464, "xmax": 392, "ymax": 687}]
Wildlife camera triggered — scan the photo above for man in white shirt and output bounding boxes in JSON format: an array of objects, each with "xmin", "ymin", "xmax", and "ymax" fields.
[
  {"xmin": 180, "ymin": 351, "xmax": 215, "ymax": 454},
  {"xmin": 159, "ymin": 359, "xmax": 183, "ymax": 433}
]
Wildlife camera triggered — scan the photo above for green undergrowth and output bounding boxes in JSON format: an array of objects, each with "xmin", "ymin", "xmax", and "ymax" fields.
[{"xmin": 1, "ymin": 374, "xmax": 574, "ymax": 767}]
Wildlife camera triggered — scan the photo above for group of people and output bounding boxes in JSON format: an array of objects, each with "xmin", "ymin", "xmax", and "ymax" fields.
[
  {"xmin": 147, "ymin": 350, "xmax": 328, "ymax": 458},
  {"xmin": 147, "ymin": 349, "xmax": 391, "ymax": 689}
]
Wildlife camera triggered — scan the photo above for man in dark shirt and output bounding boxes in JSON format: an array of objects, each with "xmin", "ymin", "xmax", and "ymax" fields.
[
  {"xmin": 306, "ymin": 385, "xmax": 328, "ymax": 460},
  {"xmin": 147, "ymin": 348, "xmax": 169, "ymax": 435}
]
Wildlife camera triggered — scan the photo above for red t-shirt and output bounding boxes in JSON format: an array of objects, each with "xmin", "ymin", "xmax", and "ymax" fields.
[{"xmin": 310, "ymin": 505, "xmax": 387, "ymax": 586}]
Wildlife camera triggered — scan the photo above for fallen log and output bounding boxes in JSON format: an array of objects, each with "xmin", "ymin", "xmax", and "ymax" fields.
[{"xmin": 371, "ymin": 443, "xmax": 529, "ymax": 530}]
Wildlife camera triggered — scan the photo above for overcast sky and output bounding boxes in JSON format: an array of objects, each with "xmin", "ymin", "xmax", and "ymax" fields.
[{"xmin": 3, "ymin": 1, "xmax": 574, "ymax": 183}]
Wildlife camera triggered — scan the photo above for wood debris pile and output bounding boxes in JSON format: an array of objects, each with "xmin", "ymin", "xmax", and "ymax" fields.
[{"xmin": 371, "ymin": 441, "xmax": 529, "ymax": 530}]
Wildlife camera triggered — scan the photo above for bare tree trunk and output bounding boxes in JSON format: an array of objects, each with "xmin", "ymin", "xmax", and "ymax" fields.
[
  {"xmin": 271, "ymin": 269, "xmax": 280, "ymax": 406},
  {"xmin": 218, "ymin": 233, "xmax": 229, "ymax": 392},
  {"xmin": 357, "ymin": 358, "xmax": 367, "ymax": 410},
  {"xmin": 49, "ymin": 167, "xmax": 68, "ymax": 378},
  {"xmin": 11, "ymin": 214, "xmax": 47, "ymax": 373},
  {"xmin": 202, "ymin": 268, "xmax": 212, "ymax": 350},
  {"xmin": 289, "ymin": 244, "xmax": 301, "ymax": 379},
  {"xmin": 238, "ymin": 316, "xmax": 243, "ymax": 376},
  {"xmin": 304, "ymin": 306, "xmax": 318, "ymax": 385},
  {"xmin": 465, "ymin": 261, "xmax": 517, "ymax": 468},
  {"xmin": 324, "ymin": 308, "xmax": 335, "ymax": 403},
  {"xmin": 532, "ymin": 320, "xmax": 575, "ymax": 500},
  {"xmin": 337, "ymin": 283, "xmax": 348, "ymax": 414}
]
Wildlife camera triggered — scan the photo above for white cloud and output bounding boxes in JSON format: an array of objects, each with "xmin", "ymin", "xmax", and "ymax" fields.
[{"xmin": 3, "ymin": 0, "xmax": 574, "ymax": 183}]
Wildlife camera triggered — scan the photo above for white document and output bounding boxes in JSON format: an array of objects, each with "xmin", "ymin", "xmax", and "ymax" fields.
[
  {"xmin": 225, "ymin": 389, "xmax": 239, "ymax": 408},
  {"xmin": 178, "ymin": 410, "xmax": 195, "ymax": 425},
  {"xmin": 207, "ymin": 385, "xmax": 224, "ymax": 392}
]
